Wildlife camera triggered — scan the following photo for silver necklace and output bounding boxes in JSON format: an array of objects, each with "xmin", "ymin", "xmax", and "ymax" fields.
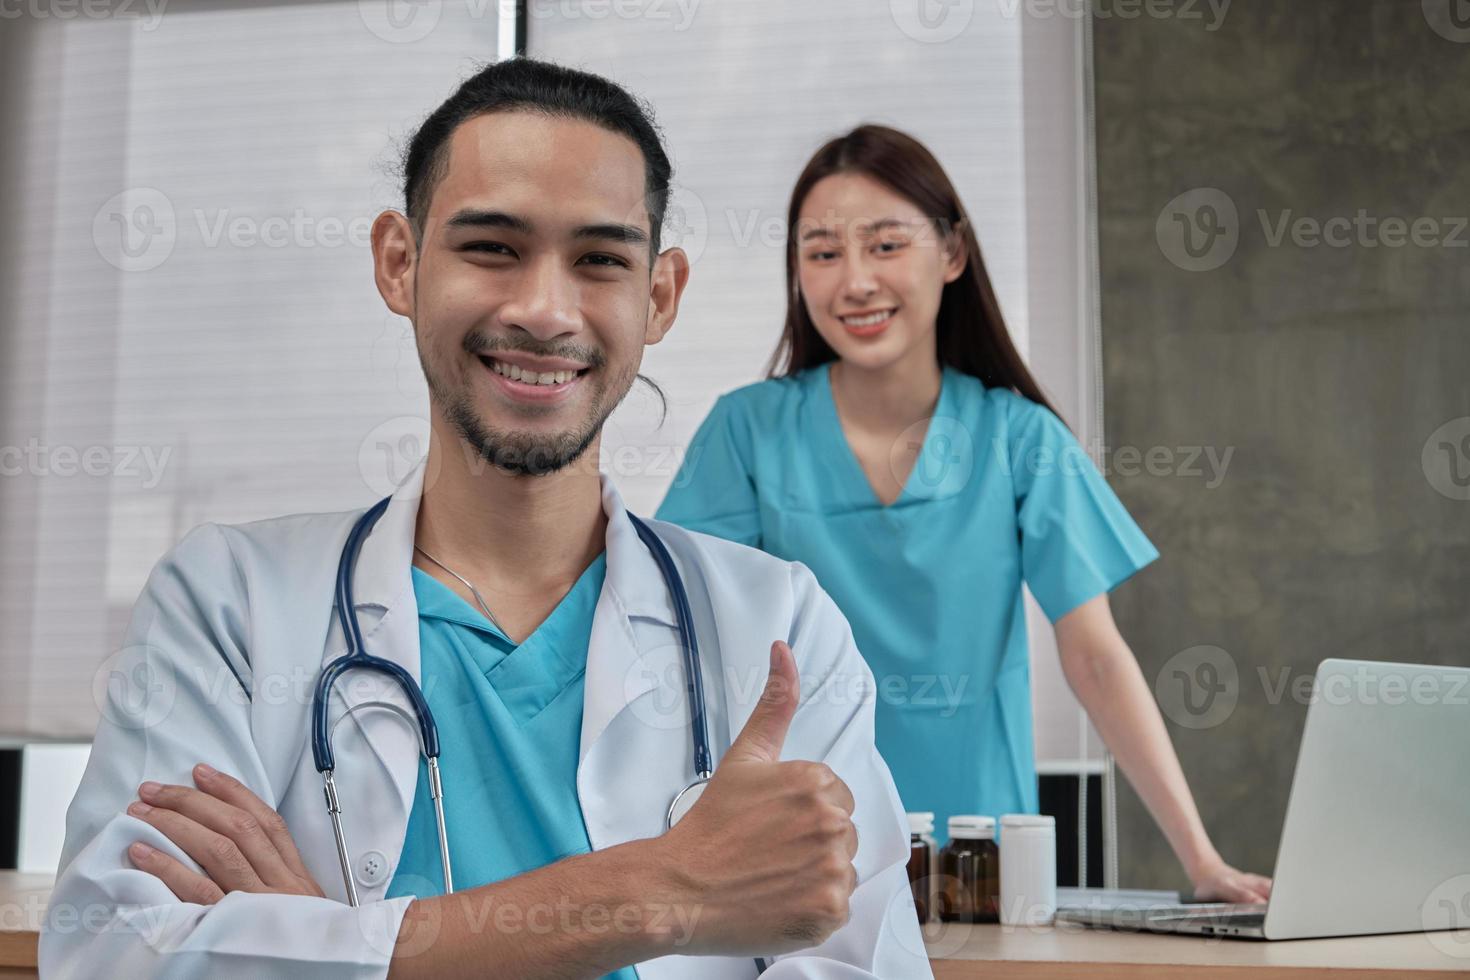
[{"xmin": 413, "ymin": 545, "xmax": 506, "ymax": 634}]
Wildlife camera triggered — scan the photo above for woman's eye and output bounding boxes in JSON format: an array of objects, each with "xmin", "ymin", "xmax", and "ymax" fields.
[
  {"xmin": 808, "ymin": 250, "xmax": 839, "ymax": 262},
  {"xmin": 875, "ymin": 240, "xmax": 908, "ymax": 254}
]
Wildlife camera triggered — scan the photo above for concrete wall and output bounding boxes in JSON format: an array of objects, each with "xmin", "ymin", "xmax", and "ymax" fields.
[{"xmin": 1094, "ymin": 0, "xmax": 1470, "ymax": 890}]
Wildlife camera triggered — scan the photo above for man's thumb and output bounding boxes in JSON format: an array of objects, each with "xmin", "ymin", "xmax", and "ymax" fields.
[{"xmin": 725, "ymin": 640, "xmax": 800, "ymax": 764}]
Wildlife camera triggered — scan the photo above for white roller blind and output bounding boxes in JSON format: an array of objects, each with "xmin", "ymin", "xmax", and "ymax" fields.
[
  {"xmin": 1, "ymin": 1, "xmax": 504, "ymax": 738},
  {"xmin": 530, "ymin": 0, "xmax": 1100, "ymax": 766}
]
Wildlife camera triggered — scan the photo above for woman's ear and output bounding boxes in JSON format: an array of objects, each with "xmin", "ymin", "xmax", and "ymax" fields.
[
  {"xmin": 646, "ymin": 246, "xmax": 691, "ymax": 345},
  {"xmin": 942, "ymin": 218, "xmax": 969, "ymax": 284}
]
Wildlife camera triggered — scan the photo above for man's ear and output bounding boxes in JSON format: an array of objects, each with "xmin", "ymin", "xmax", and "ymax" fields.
[
  {"xmin": 372, "ymin": 210, "xmax": 418, "ymax": 318},
  {"xmin": 645, "ymin": 246, "xmax": 691, "ymax": 345}
]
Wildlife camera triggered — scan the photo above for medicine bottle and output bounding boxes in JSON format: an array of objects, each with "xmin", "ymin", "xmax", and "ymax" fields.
[
  {"xmin": 905, "ymin": 812, "xmax": 936, "ymax": 923},
  {"xmin": 937, "ymin": 815, "xmax": 999, "ymax": 923}
]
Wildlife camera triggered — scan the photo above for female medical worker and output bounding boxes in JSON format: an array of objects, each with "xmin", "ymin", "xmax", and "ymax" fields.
[
  {"xmin": 40, "ymin": 62, "xmax": 931, "ymax": 980},
  {"xmin": 657, "ymin": 126, "xmax": 1272, "ymax": 904}
]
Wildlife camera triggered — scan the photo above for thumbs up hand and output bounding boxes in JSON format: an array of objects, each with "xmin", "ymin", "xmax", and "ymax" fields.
[{"xmin": 656, "ymin": 640, "xmax": 859, "ymax": 957}]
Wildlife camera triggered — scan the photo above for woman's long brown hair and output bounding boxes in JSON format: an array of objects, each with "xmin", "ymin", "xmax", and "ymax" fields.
[{"xmin": 766, "ymin": 124, "xmax": 1058, "ymax": 418}]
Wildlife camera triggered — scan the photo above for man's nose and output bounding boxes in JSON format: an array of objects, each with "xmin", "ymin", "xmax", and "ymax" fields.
[{"xmin": 498, "ymin": 254, "xmax": 582, "ymax": 340}]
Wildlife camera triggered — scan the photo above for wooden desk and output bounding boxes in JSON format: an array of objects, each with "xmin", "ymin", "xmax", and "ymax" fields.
[
  {"xmin": 0, "ymin": 873, "xmax": 49, "ymax": 979},
  {"xmin": 5, "ymin": 872, "xmax": 1469, "ymax": 978},
  {"xmin": 924, "ymin": 919, "xmax": 1470, "ymax": 978}
]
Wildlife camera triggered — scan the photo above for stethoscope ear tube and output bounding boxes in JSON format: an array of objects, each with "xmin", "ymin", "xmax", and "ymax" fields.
[
  {"xmin": 626, "ymin": 513, "xmax": 712, "ymax": 779},
  {"xmin": 315, "ymin": 497, "xmax": 443, "ymax": 772}
]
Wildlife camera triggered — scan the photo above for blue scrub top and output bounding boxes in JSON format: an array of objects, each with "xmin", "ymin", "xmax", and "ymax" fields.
[
  {"xmin": 656, "ymin": 362, "xmax": 1158, "ymax": 838},
  {"xmin": 386, "ymin": 553, "xmax": 639, "ymax": 980}
]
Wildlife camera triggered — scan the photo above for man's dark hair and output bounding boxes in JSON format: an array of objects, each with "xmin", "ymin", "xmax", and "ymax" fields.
[{"xmin": 401, "ymin": 57, "xmax": 674, "ymax": 253}]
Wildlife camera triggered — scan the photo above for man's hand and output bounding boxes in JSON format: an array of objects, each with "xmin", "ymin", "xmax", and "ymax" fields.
[
  {"xmin": 126, "ymin": 762, "xmax": 325, "ymax": 904},
  {"xmin": 654, "ymin": 639, "xmax": 859, "ymax": 957}
]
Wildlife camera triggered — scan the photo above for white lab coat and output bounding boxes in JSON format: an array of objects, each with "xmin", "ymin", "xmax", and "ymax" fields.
[{"xmin": 40, "ymin": 457, "xmax": 934, "ymax": 979}]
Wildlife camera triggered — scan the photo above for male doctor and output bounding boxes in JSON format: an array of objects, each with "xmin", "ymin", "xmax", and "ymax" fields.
[{"xmin": 40, "ymin": 58, "xmax": 931, "ymax": 979}]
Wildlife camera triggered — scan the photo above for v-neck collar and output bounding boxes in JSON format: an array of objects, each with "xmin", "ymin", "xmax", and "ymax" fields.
[
  {"xmin": 411, "ymin": 551, "xmax": 608, "ymax": 650},
  {"xmin": 812, "ymin": 359, "xmax": 955, "ymax": 510}
]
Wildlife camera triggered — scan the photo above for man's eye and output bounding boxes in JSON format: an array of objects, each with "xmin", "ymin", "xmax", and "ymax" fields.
[
  {"xmin": 462, "ymin": 241, "xmax": 514, "ymax": 256},
  {"xmin": 581, "ymin": 253, "xmax": 630, "ymax": 269}
]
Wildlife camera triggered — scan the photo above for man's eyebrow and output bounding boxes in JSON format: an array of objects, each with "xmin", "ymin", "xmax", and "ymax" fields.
[
  {"xmin": 442, "ymin": 210, "xmax": 648, "ymax": 247},
  {"xmin": 572, "ymin": 222, "xmax": 649, "ymax": 247},
  {"xmin": 444, "ymin": 209, "xmax": 533, "ymax": 234}
]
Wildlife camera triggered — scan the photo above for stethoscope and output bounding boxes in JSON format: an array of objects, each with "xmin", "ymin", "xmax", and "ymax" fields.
[{"xmin": 311, "ymin": 496, "xmax": 766, "ymax": 968}]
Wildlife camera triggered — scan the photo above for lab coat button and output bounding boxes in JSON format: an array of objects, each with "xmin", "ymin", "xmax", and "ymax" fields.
[{"xmin": 355, "ymin": 849, "xmax": 391, "ymax": 887}]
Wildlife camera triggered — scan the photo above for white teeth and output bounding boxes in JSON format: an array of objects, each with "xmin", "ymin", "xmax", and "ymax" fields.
[
  {"xmin": 488, "ymin": 359, "xmax": 580, "ymax": 386},
  {"xmin": 841, "ymin": 309, "xmax": 894, "ymax": 327}
]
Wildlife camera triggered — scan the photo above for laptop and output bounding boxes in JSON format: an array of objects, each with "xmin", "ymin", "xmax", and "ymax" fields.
[{"xmin": 1055, "ymin": 659, "xmax": 1470, "ymax": 940}]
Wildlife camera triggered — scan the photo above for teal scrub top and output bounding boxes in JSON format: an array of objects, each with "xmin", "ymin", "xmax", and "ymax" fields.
[
  {"xmin": 656, "ymin": 362, "xmax": 1158, "ymax": 839},
  {"xmin": 386, "ymin": 553, "xmax": 639, "ymax": 980}
]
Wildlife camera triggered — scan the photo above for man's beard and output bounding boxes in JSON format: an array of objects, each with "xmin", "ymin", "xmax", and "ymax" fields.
[{"xmin": 439, "ymin": 386, "xmax": 605, "ymax": 477}]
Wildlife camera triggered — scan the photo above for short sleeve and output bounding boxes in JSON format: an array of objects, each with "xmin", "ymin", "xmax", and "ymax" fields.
[
  {"xmin": 1006, "ymin": 395, "xmax": 1159, "ymax": 622},
  {"xmin": 655, "ymin": 393, "xmax": 763, "ymax": 547}
]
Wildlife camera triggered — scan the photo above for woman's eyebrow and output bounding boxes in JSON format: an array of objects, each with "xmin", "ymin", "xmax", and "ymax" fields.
[
  {"xmin": 442, "ymin": 209, "xmax": 647, "ymax": 247},
  {"xmin": 799, "ymin": 217, "xmax": 915, "ymax": 242}
]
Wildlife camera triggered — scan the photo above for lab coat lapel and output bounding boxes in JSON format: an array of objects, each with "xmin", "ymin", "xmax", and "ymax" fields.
[{"xmin": 579, "ymin": 474, "xmax": 680, "ymax": 761}]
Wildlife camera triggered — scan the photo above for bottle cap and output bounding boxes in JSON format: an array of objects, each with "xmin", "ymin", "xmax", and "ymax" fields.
[
  {"xmin": 907, "ymin": 811, "xmax": 935, "ymax": 836},
  {"xmin": 1000, "ymin": 813, "xmax": 1056, "ymax": 831},
  {"xmin": 947, "ymin": 814, "xmax": 996, "ymax": 839}
]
